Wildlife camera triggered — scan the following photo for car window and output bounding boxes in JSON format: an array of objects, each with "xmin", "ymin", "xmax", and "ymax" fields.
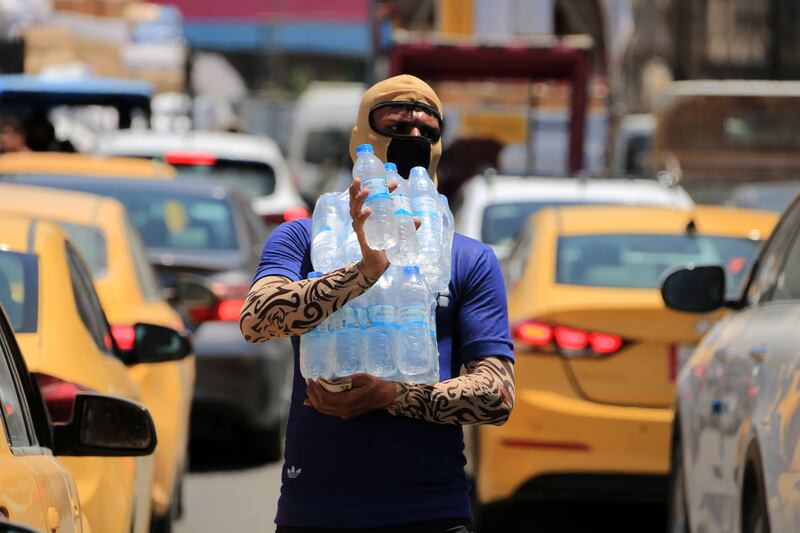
[
  {"xmin": 0, "ymin": 332, "xmax": 32, "ymax": 448},
  {"xmin": 173, "ymin": 160, "xmax": 276, "ymax": 198},
  {"xmin": 304, "ymin": 128, "xmax": 352, "ymax": 167},
  {"xmin": 771, "ymin": 230, "xmax": 800, "ymax": 302},
  {"xmin": 0, "ymin": 251, "xmax": 38, "ymax": 333},
  {"xmin": 65, "ymin": 244, "xmax": 113, "ymax": 354},
  {"xmin": 125, "ymin": 218, "xmax": 163, "ymax": 302},
  {"xmin": 747, "ymin": 200, "xmax": 800, "ymax": 304},
  {"xmin": 557, "ymin": 233, "xmax": 762, "ymax": 298},
  {"xmin": 59, "ymin": 222, "xmax": 108, "ymax": 277},
  {"xmin": 482, "ymin": 201, "xmax": 590, "ymax": 247},
  {"xmin": 503, "ymin": 221, "xmax": 534, "ymax": 288}
]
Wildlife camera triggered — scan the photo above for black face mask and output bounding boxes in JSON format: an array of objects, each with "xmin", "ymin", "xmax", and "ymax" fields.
[{"xmin": 386, "ymin": 136, "xmax": 431, "ymax": 178}]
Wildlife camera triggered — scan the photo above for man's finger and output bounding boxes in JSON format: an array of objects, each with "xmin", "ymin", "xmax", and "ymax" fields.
[
  {"xmin": 350, "ymin": 189, "xmax": 369, "ymax": 221},
  {"xmin": 413, "ymin": 217, "xmax": 421, "ymax": 230},
  {"xmin": 388, "ymin": 180, "xmax": 398, "ymax": 193}
]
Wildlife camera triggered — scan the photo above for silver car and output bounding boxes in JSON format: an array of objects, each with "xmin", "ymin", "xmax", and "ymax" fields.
[{"xmin": 661, "ymin": 196, "xmax": 800, "ymax": 532}]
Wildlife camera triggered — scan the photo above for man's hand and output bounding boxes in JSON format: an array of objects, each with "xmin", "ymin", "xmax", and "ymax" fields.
[{"xmin": 304, "ymin": 374, "xmax": 397, "ymax": 420}]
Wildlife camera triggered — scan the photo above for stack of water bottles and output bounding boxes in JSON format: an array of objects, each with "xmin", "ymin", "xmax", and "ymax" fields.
[{"xmin": 301, "ymin": 144, "xmax": 455, "ymax": 385}]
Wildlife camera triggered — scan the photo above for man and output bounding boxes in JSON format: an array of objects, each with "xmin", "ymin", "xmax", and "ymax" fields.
[
  {"xmin": 0, "ymin": 116, "xmax": 30, "ymax": 153},
  {"xmin": 240, "ymin": 75, "xmax": 515, "ymax": 532}
]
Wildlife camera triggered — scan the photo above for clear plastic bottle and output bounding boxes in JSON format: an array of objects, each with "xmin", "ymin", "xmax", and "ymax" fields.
[
  {"xmin": 364, "ymin": 268, "xmax": 398, "ymax": 377},
  {"xmin": 408, "ymin": 166, "xmax": 443, "ymax": 284},
  {"xmin": 311, "ymin": 193, "xmax": 345, "ymax": 273},
  {"xmin": 386, "ymin": 163, "xmax": 420, "ymax": 266},
  {"xmin": 353, "ymin": 144, "xmax": 397, "ymax": 250},
  {"xmin": 428, "ymin": 194, "xmax": 454, "ymax": 293},
  {"xmin": 299, "ymin": 271, "xmax": 334, "ymax": 379},
  {"xmin": 396, "ymin": 265, "xmax": 433, "ymax": 375},
  {"xmin": 333, "ymin": 302, "xmax": 365, "ymax": 376}
]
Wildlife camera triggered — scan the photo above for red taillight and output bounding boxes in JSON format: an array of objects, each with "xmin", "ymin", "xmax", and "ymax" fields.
[
  {"xmin": 111, "ymin": 324, "xmax": 136, "ymax": 351},
  {"xmin": 216, "ymin": 298, "xmax": 246, "ymax": 321},
  {"xmin": 512, "ymin": 320, "xmax": 553, "ymax": 347},
  {"xmin": 262, "ymin": 206, "xmax": 310, "ymax": 224},
  {"xmin": 590, "ymin": 332, "xmax": 623, "ymax": 355},
  {"xmin": 554, "ymin": 326, "xmax": 589, "ymax": 351},
  {"xmin": 34, "ymin": 373, "xmax": 91, "ymax": 423},
  {"xmin": 513, "ymin": 319, "xmax": 626, "ymax": 357},
  {"xmin": 187, "ymin": 283, "xmax": 249, "ymax": 325},
  {"xmin": 164, "ymin": 151, "xmax": 217, "ymax": 166}
]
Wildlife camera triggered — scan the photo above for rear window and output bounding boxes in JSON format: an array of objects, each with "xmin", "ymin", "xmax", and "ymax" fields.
[
  {"xmin": 0, "ymin": 251, "xmax": 38, "ymax": 333},
  {"xmin": 59, "ymin": 222, "xmax": 108, "ymax": 277},
  {"xmin": 173, "ymin": 160, "xmax": 276, "ymax": 198},
  {"xmin": 556, "ymin": 233, "xmax": 760, "ymax": 297},
  {"xmin": 91, "ymin": 189, "xmax": 238, "ymax": 251},
  {"xmin": 482, "ymin": 201, "xmax": 587, "ymax": 246},
  {"xmin": 304, "ymin": 129, "xmax": 352, "ymax": 167}
]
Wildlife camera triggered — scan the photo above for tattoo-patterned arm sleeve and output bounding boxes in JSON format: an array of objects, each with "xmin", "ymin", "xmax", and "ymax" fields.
[
  {"xmin": 240, "ymin": 262, "xmax": 377, "ymax": 343},
  {"xmin": 386, "ymin": 356, "xmax": 515, "ymax": 425}
]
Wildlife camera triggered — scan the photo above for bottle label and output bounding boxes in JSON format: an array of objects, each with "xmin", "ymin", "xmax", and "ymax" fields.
[
  {"xmin": 392, "ymin": 194, "xmax": 413, "ymax": 216},
  {"xmin": 398, "ymin": 305, "xmax": 427, "ymax": 326},
  {"xmin": 412, "ymin": 196, "xmax": 438, "ymax": 215},
  {"xmin": 362, "ymin": 178, "xmax": 389, "ymax": 195},
  {"xmin": 365, "ymin": 192, "xmax": 391, "ymax": 204},
  {"xmin": 339, "ymin": 308, "xmax": 360, "ymax": 328},
  {"xmin": 367, "ymin": 305, "xmax": 395, "ymax": 327}
]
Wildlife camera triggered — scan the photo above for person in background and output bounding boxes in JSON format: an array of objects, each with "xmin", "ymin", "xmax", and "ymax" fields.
[
  {"xmin": 240, "ymin": 74, "xmax": 515, "ymax": 533},
  {"xmin": 0, "ymin": 115, "xmax": 30, "ymax": 153}
]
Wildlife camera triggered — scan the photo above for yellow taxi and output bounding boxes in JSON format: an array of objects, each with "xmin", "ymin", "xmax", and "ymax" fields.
[
  {"xmin": 477, "ymin": 205, "xmax": 778, "ymax": 508},
  {"xmin": 0, "ymin": 214, "xmax": 189, "ymax": 533},
  {"xmin": 0, "ymin": 152, "xmax": 175, "ymax": 179},
  {"xmin": 0, "ymin": 184, "xmax": 195, "ymax": 530}
]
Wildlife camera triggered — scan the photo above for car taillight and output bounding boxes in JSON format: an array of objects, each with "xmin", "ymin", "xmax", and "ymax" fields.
[
  {"xmin": 188, "ymin": 283, "xmax": 249, "ymax": 324},
  {"xmin": 34, "ymin": 373, "xmax": 91, "ymax": 423},
  {"xmin": 164, "ymin": 151, "xmax": 217, "ymax": 166},
  {"xmin": 262, "ymin": 206, "xmax": 310, "ymax": 224},
  {"xmin": 216, "ymin": 298, "xmax": 246, "ymax": 321},
  {"xmin": 111, "ymin": 325, "xmax": 136, "ymax": 351},
  {"xmin": 512, "ymin": 319, "xmax": 626, "ymax": 357}
]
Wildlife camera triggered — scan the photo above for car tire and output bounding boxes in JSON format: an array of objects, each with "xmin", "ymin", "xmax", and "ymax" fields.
[{"xmin": 666, "ymin": 432, "xmax": 690, "ymax": 533}]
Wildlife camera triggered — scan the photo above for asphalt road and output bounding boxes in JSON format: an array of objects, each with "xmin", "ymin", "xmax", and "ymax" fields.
[{"xmin": 174, "ymin": 458, "xmax": 667, "ymax": 533}]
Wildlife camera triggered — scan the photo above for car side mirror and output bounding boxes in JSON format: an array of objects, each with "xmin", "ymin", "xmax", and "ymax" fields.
[
  {"xmin": 52, "ymin": 393, "xmax": 156, "ymax": 457},
  {"xmin": 0, "ymin": 521, "xmax": 45, "ymax": 533},
  {"xmin": 119, "ymin": 323, "xmax": 192, "ymax": 365},
  {"xmin": 661, "ymin": 265, "xmax": 726, "ymax": 313}
]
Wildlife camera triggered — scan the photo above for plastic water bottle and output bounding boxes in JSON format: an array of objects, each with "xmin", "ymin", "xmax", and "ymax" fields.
[
  {"xmin": 386, "ymin": 163, "xmax": 419, "ymax": 266},
  {"xmin": 353, "ymin": 144, "xmax": 397, "ymax": 250},
  {"xmin": 364, "ymin": 268, "xmax": 398, "ymax": 377},
  {"xmin": 333, "ymin": 302, "xmax": 365, "ymax": 376},
  {"xmin": 408, "ymin": 166, "xmax": 443, "ymax": 284},
  {"xmin": 299, "ymin": 272, "xmax": 334, "ymax": 379},
  {"xmin": 311, "ymin": 193, "xmax": 345, "ymax": 273},
  {"xmin": 397, "ymin": 265, "xmax": 433, "ymax": 375},
  {"xmin": 344, "ymin": 226, "xmax": 362, "ymax": 264},
  {"xmin": 428, "ymin": 194, "xmax": 454, "ymax": 293}
]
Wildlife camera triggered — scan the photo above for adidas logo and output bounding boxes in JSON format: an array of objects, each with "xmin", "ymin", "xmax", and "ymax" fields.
[{"xmin": 287, "ymin": 466, "xmax": 302, "ymax": 479}]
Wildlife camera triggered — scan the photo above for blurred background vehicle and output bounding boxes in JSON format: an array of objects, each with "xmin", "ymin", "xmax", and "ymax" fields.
[
  {"xmin": 611, "ymin": 114, "xmax": 655, "ymax": 178},
  {"xmin": 725, "ymin": 180, "xmax": 800, "ymax": 214},
  {"xmin": 0, "ymin": 214, "xmax": 189, "ymax": 533},
  {"xmin": 476, "ymin": 204, "xmax": 777, "ymax": 527},
  {"xmin": 662, "ymin": 196, "xmax": 800, "ymax": 533},
  {"xmin": 95, "ymin": 130, "xmax": 308, "ymax": 227},
  {"xmin": 0, "ymin": 182, "xmax": 195, "ymax": 533},
  {"xmin": 3, "ymin": 174, "xmax": 294, "ymax": 466},
  {"xmin": 0, "ymin": 151, "xmax": 175, "ymax": 178},
  {"xmin": 454, "ymin": 173, "xmax": 693, "ymax": 260},
  {"xmin": 0, "ymin": 300, "xmax": 158, "ymax": 533}
]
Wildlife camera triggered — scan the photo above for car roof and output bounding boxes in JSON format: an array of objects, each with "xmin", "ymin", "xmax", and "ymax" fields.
[
  {"xmin": 0, "ymin": 183, "xmax": 123, "ymax": 227},
  {"xmin": 0, "ymin": 74, "xmax": 152, "ymax": 107},
  {"xmin": 461, "ymin": 175, "xmax": 693, "ymax": 207},
  {"xmin": 96, "ymin": 130, "xmax": 286, "ymax": 164},
  {"xmin": 0, "ymin": 213, "xmax": 37, "ymax": 253},
  {"xmin": 535, "ymin": 204, "xmax": 777, "ymax": 238},
  {"xmin": 6, "ymin": 174, "xmax": 233, "ymax": 199},
  {"xmin": 0, "ymin": 153, "xmax": 175, "ymax": 179}
]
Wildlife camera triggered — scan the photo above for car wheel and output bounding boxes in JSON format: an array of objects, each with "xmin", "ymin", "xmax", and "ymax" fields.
[{"xmin": 667, "ymin": 433, "xmax": 690, "ymax": 533}]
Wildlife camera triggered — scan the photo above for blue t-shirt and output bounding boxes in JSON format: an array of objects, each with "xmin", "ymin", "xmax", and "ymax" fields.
[{"xmin": 253, "ymin": 218, "xmax": 513, "ymax": 528}]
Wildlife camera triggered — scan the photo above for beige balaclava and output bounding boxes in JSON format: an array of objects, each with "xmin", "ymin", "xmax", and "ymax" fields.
[{"xmin": 349, "ymin": 74, "xmax": 443, "ymax": 184}]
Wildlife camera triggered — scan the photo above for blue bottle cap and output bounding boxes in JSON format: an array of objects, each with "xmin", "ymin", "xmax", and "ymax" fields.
[
  {"xmin": 356, "ymin": 144, "xmax": 374, "ymax": 154},
  {"xmin": 409, "ymin": 166, "xmax": 428, "ymax": 178},
  {"xmin": 384, "ymin": 162, "xmax": 397, "ymax": 172},
  {"xmin": 307, "ymin": 271, "xmax": 323, "ymax": 279},
  {"xmin": 402, "ymin": 265, "xmax": 420, "ymax": 276}
]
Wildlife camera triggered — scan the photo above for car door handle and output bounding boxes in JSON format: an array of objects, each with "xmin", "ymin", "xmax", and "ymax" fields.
[{"xmin": 749, "ymin": 346, "xmax": 768, "ymax": 362}]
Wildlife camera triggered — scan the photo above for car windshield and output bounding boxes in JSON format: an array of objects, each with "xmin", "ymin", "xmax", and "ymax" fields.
[
  {"xmin": 304, "ymin": 129, "xmax": 352, "ymax": 167},
  {"xmin": 0, "ymin": 251, "xmax": 38, "ymax": 333},
  {"xmin": 556, "ymin": 233, "xmax": 761, "ymax": 298},
  {"xmin": 173, "ymin": 160, "xmax": 276, "ymax": 198},
  {"xmin": 482, "ymin": 201, "xmax": 590, "ymax": 246},
  {"xmin": 59, "ymin": 222, "xmax": 108, "ymax": 277}
]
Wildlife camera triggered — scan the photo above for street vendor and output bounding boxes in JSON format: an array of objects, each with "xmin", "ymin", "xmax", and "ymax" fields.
[{"xmin": 240, "ymin": 74, "xmax": 515, "ymax": 533}]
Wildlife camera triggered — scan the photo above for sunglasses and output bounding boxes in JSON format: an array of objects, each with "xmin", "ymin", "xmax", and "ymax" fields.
[{"xmin": 369, "ymin": 101, "xmax": 443, "ymax": 144}]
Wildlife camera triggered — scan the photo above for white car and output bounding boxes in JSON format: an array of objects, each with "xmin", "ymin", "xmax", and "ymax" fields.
[
  {"xmin": 453, "ymin": 173, "xmax": 694, "ymax": 260},
  {"xmin": 95, "ymin": 130, "xmax": 307, "ymax": 224},
  {"xmin": 661, "ymin": 196, "xmax": 800, "ymax": 533}
]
